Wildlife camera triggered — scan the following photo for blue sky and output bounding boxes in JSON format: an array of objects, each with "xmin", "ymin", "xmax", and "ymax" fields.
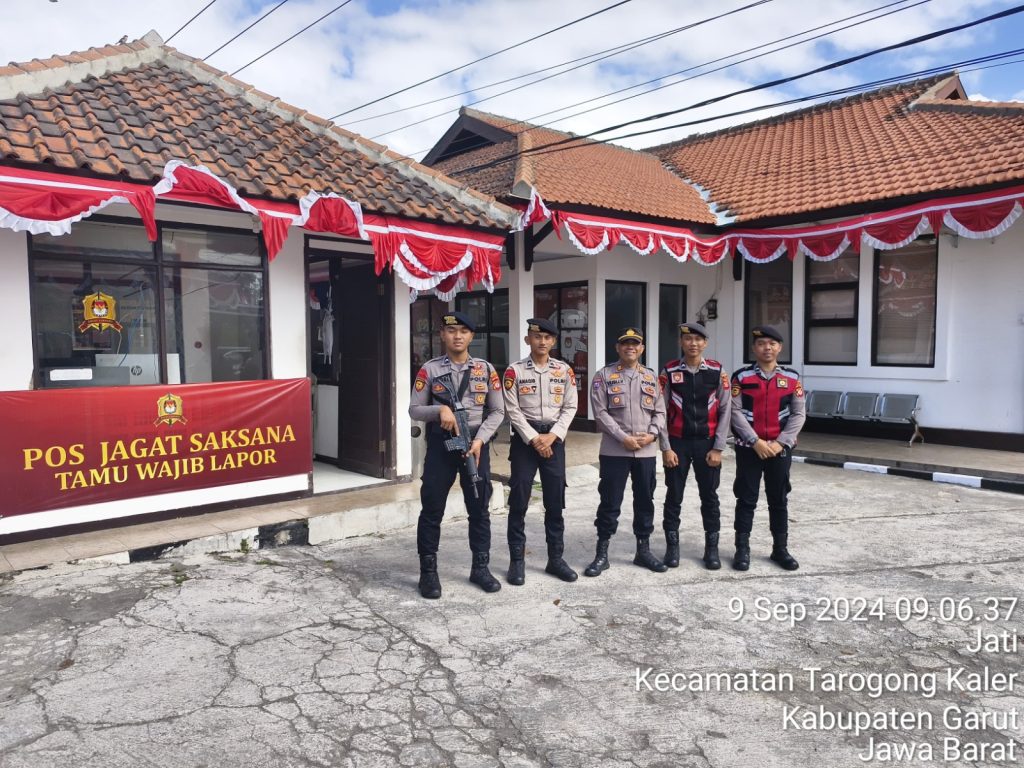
[{"xmin": 4, "ymin": 0, "xmax": 1024, "ymax": 158}]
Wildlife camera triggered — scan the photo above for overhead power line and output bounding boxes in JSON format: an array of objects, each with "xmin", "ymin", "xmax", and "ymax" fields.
[
  {"xmin": 448, "ymin": 2, "xmax": 1024, "ymax": 179},
  {"xmin": 367, "ymin": 0, "xmax": 777, "ymax": 139},
  {"xmin": 329, "ymin": 0, "xmax": 635, "ymax": 120},
  {"xmin": 165, "ymin": 0, "xmax": 219, "ymax": 44},
  {"xmin": 532, "ymin": 0, "xmax": 926, "ymax": 127},
  {"xmin": 204, "ymin": 0, "xmax": 292, "ymax": 61},
  {"xmin": 340, "ymin": 0, "xmax": 774, "ymax": 127},
  {"xmin": 230, "ymin": 0, "xmax": 354, "ymax": 77}
]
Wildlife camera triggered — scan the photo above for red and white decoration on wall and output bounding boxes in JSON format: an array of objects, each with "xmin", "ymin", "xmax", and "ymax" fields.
[
  {"xmin": 0, "ymin": 160, "xmax": 502, "ymax": 300},
  {"xmin": 516, "ymin": 185, "xmax": 1024, "ymax": 265}
]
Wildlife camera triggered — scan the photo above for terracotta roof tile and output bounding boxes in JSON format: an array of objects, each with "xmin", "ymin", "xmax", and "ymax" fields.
[
  {"xmin": 649, "ymin": 74, "xmax": 1024, "ymax": 223},
  {"xmin": 432, "ymin": 108, "xmax": 716, "ymax": 224},
  {"xmin": 0, "ymin": 36, "xmax": 514, "ymax": 230}
]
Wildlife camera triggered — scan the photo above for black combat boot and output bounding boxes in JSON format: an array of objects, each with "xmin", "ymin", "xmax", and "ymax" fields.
[
  {"xmin": 507, "ymin": 544, "xmax": 526, "ymax": 586},
  {"xmin": 703, "ymin": 531, "xmax": 721, "ymax": 570},
  {"xmin": 583, "ymin": 538, "xmax": 610, "ymax": 577},
  {"xmin": 418, "ymin": 554, "xmax": 441, "ymax": 600},
  {"xmin": 544, "ymin": 543, "xmax": 578, "ymax": 582},
  {"xmin": 732, "ymin": 532, "xmax": 750, "ymax": 571},
  {"xmin": 769, "ymin": 533, "xmax": 800, "ymax": 571},
  {"xmin": 633, "ymin": 536, "xmax": 668, "ymax": 572},
  {"xmin": 469, "ymin": 551, "xmax": 502, "ymax": 593},
  {"xmin": 663, "ymin": 530, "xmax": 680, "ymax": 568}
]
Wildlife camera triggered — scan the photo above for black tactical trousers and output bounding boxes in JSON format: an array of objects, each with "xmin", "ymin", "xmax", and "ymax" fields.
[
  {"xmin": 507, "ymin": 434, "xmax": 566, "ymax": 548},
  {"xmin": 733, "ymin": 445, "xmax": 792, "ymax": 536},
  {"xmin": 594, "ymin": 455, "xmax": 656, "ymax": 540},
  {"xmin": 663, "ymin": 436, "xmax": 721, "ymax": 533},
  {"xmin": 417, "ymin": 430, "xmax": 491, "ymax": 555}
]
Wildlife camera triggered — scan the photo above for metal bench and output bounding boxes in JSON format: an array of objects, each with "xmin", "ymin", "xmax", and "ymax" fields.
[
  {"xmin": 805, "ymin": 390, "xmax": 923, "ymax": 447},
  {"xmin": 875, "ymin": 393, "xmax": 924, "ymax": 447},
  {"xmin": 805, "ymin": 390, "xmax": 842, "ymax": 418}
]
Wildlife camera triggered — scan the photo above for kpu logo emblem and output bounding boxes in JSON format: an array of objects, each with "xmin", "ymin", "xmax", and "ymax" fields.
[
  {"xmin": 79, "ymin": 292, "xmax": 124, "ymax": 333},
  {"xmin": 155, "ymin": 393, "xmax": 187, "ymax": 426}
]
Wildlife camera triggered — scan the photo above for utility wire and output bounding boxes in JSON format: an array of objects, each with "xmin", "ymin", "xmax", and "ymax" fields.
[
  {"xmin": 448, "ymin": 2, "xmax": 1024, "ymax": 179},
  {"xmin": 329, "ymin": 0, "xmax": 635, "ymax": 120},
  {"xmin": 341, "ymin": 0, "xmax": 774, "ymax": 127},
  {"xmin": 204, "ymin": 0, "xmax": 291, "ymax": 61},
  {"xmin": 533, "ymin": 0, "xmax": 925, "ymax": 127},
  {"xmin": 165, "ymin": 0, "xmax": 219, "ymax": 44},
  {"xmin": 230, "ymin": 0, "xmax": 354, "ymax": 77},
  {"xmin": 367, "ymin": 0, "xmax": 776, "ymax": 139}
]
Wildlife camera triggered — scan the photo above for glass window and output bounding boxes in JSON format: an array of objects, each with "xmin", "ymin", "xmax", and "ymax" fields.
[
  {"xmin": 535, "ymin": 283, "xmax": 589, "ymax": 419},
  {"xmin": 31, "ymin": 259, "xmax": 160, "ymax": 387},
  {"xmin": 605, "ymin": 280, "xmax": 646, "ymax": 365},
  {"xmin": 165, "ymin": 267, "xmax": 265, "ymax": 383},
  {"xmin": 658, "ymin": 284, "xmax": 687, "ymax": 369},
  {"xmin": 873, "ymin": 241, "xmax": 937, "ymax": 366},
  {"xmin": 744, "ymin": 258, "xmax": 792, "ymax": 364},
  {"xmin": 805, "ymin": 252, "xmax": 859, "ymax": 365},
  {"xmin": 455, "ymin": 289, "xmax": 509, "ymax": 372},
  {"xmin": 162, "ymin": 228, "xmax": 262, "ymax": 267},
  {"xmin": 410, "ymin": 296, "xmax": 448, "ymax": 382},
  {"xmin": 30, "ymin": 220, "xmax": 267, "ymax": 388}
]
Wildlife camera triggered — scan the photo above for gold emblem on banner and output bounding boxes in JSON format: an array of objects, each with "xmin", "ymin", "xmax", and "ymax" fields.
[
  {"xmin": 79, "ymin": 292, "xmax": 123, "ymax": 333},
  {"xmin": 155, "ymin": 393, "xmax": 187, "ymax": 426}
]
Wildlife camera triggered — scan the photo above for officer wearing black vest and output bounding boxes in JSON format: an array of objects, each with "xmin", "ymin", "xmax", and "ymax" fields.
[
  {"xmin": 658, "ymin": 322, "xmax": 731, "ymax": 570},
  {"xmin": 730, "ymin": 325, "xmax": 806, "ymax": 572},
  {"xmin": 410, "ymin": 311, "xmax": 505, "ymax": 598}
]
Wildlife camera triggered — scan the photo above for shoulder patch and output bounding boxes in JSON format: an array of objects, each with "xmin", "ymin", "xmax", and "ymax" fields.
[
  {"xmin": 490, "ymin": 369, "xmax": 501, "ymax": 390},
  {"xmin": 731, "ymin": 383, "xmax": 741, "ymax": 397}
]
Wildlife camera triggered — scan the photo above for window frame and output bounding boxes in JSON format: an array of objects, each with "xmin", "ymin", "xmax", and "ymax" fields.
[
  {"xmin": 657, "ymin": 283, "xmax": 688, "ymax": 369},
  {"xmin": 871, "ymin": 240, "xmax": 938, "ymax": 369},
  {"xmin": 535, "ymin": 281, "xmax": 590, "ymax": 422},
  {"xmin": 803, "ymin": 254, "xmax": 859, "ymax": 366},
  {"xmin": 605, "ymin": 279, "xmax": 648, "ymax": 366},
  {"xmin": 742, "ymin": 258, "xmax": 793, "ymax": 365},
  {"xmin": 28, "ymin": 214, "xmax": 270, "ymax": 388},
  {"xmin": 455, "ymin": 288, "xmax": 509, "ymax": 369}
]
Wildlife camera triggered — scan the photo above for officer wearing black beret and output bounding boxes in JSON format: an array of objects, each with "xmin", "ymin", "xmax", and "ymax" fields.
[
  {"xmin": 502, "ymin": 318, "xmax": 579, "ymax": 584},
  {"xmin": 729, "ymin": 325, "xmax": 806, "ymax": 571},
  {"xmin": 657, "ymin": 322, "xmax": 731, "ymax": 570},
  {"xmin": 410, "ymin": 311, "xmax": 505, "ymax": 598}
]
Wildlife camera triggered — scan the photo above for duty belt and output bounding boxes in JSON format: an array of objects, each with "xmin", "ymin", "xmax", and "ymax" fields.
[{"xmin": 515, "ymin": 420, "xmax": 555, "ymax": 437}]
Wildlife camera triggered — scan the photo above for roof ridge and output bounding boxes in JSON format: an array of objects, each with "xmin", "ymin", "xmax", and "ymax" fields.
[
  {"xmin": 0, "ymin": 32, "xmax": 516, "ymax": 228},
  {"xmin": 645, "ymin": 72, "xmax": 956, "ymax": 154}
]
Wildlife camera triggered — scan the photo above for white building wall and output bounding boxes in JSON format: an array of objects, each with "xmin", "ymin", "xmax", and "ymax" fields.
[
  {"xmin": 267, "ymin": 230, "xmax": 308, "ymax": 379},
  {"xmin": 0, "ymin": 228, "xmax": 33, "ymax": 391},
  {"xmin": 784, "ymin": 226, "xmax": 1024, "ymax": 435}
]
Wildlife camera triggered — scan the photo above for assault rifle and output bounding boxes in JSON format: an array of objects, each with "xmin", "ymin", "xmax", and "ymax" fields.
[{"xmin": 434, "ymin": 372, "xmax": 482, "ymax": 498}]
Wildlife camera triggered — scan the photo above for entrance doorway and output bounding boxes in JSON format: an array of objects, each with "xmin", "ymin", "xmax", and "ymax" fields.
[{"xmin": 307, "ymin": 243, "xmax": 395, "ymax": 479}]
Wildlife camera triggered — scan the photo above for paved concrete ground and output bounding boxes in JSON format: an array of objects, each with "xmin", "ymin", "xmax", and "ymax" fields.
[{"xmin": 2, "ymin": 461, "xmax": 1023, "ymax": 767}]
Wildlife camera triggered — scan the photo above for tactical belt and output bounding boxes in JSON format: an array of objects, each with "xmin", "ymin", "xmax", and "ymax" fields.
[{"xmin": 514, "ymin": 420, "xmax": 555, "ymax": 438}]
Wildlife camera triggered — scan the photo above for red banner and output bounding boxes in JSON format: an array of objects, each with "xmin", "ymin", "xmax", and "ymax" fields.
[{"xmin": 0, "ymin": 379, "xmax": 312, "ymax": 517}]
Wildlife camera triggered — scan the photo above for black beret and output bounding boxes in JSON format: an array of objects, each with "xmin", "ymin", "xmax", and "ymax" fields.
[
  {"xmin": 526, "ymin": 317, "xmax": 558, "ymax": 336},
  {"xmin": 441, "ymin": 311, "xmax": 475, "ymax": 332},
  {"xmin": 678, "ymin": 322, "xmax": 708, "ymax": 339},
  {"xmin": 751, "ymin": 325, "xmax": 784, "ymax": 343}
]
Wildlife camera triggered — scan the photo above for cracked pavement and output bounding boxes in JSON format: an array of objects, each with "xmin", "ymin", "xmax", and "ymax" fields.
[{"xmin": 2, "ymin": 461, "xmax": 1023, "ymax": 767}]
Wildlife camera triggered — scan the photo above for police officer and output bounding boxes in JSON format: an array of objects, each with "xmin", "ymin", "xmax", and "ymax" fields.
[
  {"xmin": 584, "ymin": 327, "xmax": 668, "ymax": 577},
  {"xmin": 729, "ymin": 325, "xmax": 806, "ymax": 572},
  {"xmin": 410, "ymin": 311, "xmax": 505, "ymax": 598},
  {"xmin": 503, "ymin": 318, "xmax": 579, "ymax": 585},
  {"xmin": 658, "ymin": 322, "xmax": 731, "ymax": 570}
]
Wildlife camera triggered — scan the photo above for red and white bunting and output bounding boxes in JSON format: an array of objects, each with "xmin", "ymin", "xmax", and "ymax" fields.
[
  {"xmin": 0, "ymin": 160, "xmax": 500, "ymax": 299},
  {"xmin": 532, "ymin": 185, "xmax": 1024, "ymax": 264}
]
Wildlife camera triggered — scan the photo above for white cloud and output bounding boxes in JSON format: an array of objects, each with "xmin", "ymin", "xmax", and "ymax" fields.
[{"xmin": 0, "ymin": 0, "xmax": 1018, "ymax": 159}]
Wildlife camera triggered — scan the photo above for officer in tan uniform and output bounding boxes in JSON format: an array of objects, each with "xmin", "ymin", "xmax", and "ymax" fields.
[
  {"xmin": 410, "ymin": 311, "xmax": 505, "ymax": 599},
  {"xmin": 502, "ymin": 317, "xmax": 579, "ymax": 585},
  {"xmin": 584, "ymin": 327, "xmax": 669, "ymax": 577}
]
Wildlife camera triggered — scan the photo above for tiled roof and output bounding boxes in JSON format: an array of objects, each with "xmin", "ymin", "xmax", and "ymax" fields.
[
  {"xmin": 649, "ymin": 74, "xmax": 1024, "ymax": 223},
  {"xmin": 431, "ymin": 107, "xmax": 716, "ymax": 224},
  {"xmin": 0, "ymin": 33, "xmax": 514, "ymax": 230}
]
